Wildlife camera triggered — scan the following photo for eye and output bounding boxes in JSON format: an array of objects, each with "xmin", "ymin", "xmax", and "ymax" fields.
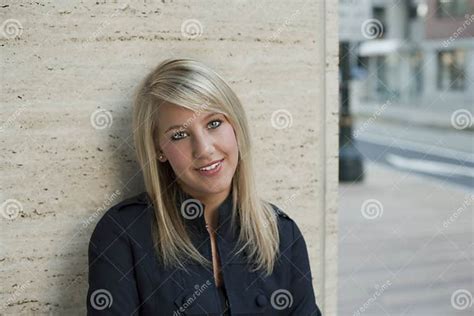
[
  {"xmin": 170, "ymin": 119, "xmax": 222, "ymax": 141},
  {"xmin": 171, "ymin": 131, "xmax": 188, "ymax": 141},
  {"xmin": 208, "ymin": 119, "xmax": 222, "ymax": 129}
]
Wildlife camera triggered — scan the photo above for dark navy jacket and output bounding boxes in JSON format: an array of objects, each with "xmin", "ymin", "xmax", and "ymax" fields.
[{"xmin": 86, "ymin": 190, "xmax": 322, "ymax": 315}]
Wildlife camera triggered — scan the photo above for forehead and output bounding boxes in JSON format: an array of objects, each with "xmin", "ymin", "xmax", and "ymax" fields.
[
  {"xmin": 156, "ymin": 102, "xmax": 220, "ymax": 133},
  {"xmin": 157, "ymin": 102, "xmax": 193, "ymax": 121}
]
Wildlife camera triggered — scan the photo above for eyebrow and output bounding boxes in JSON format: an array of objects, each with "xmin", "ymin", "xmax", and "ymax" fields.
[{"xmin": 164, "ymin": 112, "xmax": 221, "ymax": 134}]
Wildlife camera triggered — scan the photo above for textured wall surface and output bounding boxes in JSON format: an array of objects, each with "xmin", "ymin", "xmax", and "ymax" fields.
[{"xmin": 0, "ymin": 0, "xmax": 338, "ymax": 314}]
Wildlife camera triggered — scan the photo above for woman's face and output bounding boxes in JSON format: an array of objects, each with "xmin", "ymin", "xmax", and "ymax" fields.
[{"xmin": 156, "ymin": 102, "xmax": 239, "ymax": 199}]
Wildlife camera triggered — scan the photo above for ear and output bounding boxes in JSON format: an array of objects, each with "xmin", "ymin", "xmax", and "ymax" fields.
[
  {"xmin": 157, "ymin": 150, "xmax": 167, "ymax": 162},
  {"xmin": 154, "ymin": 132, "xmax": 167, "ymax": 163}
]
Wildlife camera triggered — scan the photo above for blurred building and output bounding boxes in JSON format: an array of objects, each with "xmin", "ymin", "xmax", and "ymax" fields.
[{"xmin": 355, "ymin": 0, "xmax": 474, "ymax": 111}]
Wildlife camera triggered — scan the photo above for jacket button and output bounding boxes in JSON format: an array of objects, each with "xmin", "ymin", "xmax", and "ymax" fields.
[
  {"xmin": 182, "ymin": 295, "xmax": 193, "ymax": 305},
  {"xmin": 255, "ymin": 294, "xmax": 267, "ymax": 307}
]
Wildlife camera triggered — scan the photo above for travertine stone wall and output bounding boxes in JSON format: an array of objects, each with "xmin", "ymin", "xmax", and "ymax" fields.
[{"xmin": 0, "ymin": 0, "xmax": 338, "ymax": 314}]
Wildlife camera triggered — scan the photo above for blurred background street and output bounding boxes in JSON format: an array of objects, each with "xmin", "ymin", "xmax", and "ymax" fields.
[
  {"xmin": 339, "ymin": 119, "xmax": 472, "ymax": 315},
  {"xmin": 338, "ymin": 0, "xmax": 473, "ymax": 315}
]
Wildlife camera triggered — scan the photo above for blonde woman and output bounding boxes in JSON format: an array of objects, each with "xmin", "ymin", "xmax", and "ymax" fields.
[{"xmin": 86, "ymin": 58, "xmax": 322, "ymax": 315}]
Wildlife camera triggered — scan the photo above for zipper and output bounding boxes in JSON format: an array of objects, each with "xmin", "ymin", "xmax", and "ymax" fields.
[
  {"xmin": 205, "ymin": 224, "xmax": 218, "ymax": 286},
  {"xmin": 216, "ymin": 245, "xmax": 231, "ymax": 315},
  {"xmin": 224, "ymin": 296, "xmax": 230, "ymax": 314},
  {"xmin": 206, "ymin": 225, "xmax": 231, "ymax": 314}
]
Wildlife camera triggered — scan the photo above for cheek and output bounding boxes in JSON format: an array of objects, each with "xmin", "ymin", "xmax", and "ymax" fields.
[
  {"xmin": 219, "ymin": 125, "xmax": 239, "ymax": 158},
  {"xmin": 160, "ymin": 141, "xmax": 191, "ymax": 171}
]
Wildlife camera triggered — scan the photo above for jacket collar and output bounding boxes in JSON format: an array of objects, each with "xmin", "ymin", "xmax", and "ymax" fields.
[
  {"xmin": 140, "ymin": 188, "xmax": 247, "ymax": 264},
  {"xmin": 174, "ymin": 187, "xmax": 238, "ymax": 242}
]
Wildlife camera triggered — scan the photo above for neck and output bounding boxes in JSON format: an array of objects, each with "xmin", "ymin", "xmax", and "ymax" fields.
[
  {"xmin": 205, "ymin": 188, "xmax": 231, "ymax": 230},
  {"xmin": 181, "ymin": 186, "xmax": 232, "ymax": 230}
]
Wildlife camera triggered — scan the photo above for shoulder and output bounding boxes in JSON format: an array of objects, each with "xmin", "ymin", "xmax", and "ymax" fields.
[
  {"xmin": 101, "ymin": 191, "xmax": 152, "ymax": 222},
  {"xmin": 267, "ymin": 201, "xmax": 307, "ymax": 243},
  {"xmin": 89, "ymin": 192, "xmax": 152, "ymax": 242},
  {"xmin": 112, "ymin": 191, "xmax": 150, "ymax": 212},
  {"xmin": 267, "ymin": 201, "xmax": 298, "ymax": 240},
  {"xmin": 268, "ymin": 202, "xmax": 293, "ymax": 221}
]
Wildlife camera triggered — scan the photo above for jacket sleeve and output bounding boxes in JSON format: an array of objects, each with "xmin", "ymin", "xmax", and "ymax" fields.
[
  {"xmin": 288, "ymin": 221, "xmax": 322, "ymax": 316},
  {"xmin": 86, "ymin": 209, "xmax": 140, "ymax": 315}
]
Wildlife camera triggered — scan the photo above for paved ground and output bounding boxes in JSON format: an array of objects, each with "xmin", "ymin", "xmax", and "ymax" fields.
[
  {"xmin": 338, "ymin": 161, "xmax": 473, "ymax": 315},
  {"xmin": 338, "ymin": 105, "xmax": 473, "ymax": 315},
  {"xmin": 352, "ymin": 116, "xmax": 473, "ymax": 159}
]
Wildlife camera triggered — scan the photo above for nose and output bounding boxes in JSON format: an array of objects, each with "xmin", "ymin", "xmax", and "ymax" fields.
[{"xmin": 192, "ymin": 130, "xmax": 215, "ymax": 160}]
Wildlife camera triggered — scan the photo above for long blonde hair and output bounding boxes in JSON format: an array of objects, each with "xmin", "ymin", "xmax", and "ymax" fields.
[{"xmin": 132, "ymin": 58, "xmax": 280, "ymax": 276}]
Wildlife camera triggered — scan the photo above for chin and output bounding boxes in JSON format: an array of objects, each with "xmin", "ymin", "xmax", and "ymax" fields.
[{"xmin": 194, "ymin": 177, "xmax": 232, "ymax": 195}]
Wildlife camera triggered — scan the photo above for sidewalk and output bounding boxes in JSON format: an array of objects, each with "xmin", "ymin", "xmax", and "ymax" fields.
[
  {"xmin": 350, "ymin": 95, "xmax": 474, "ymax": 132},
  {"xmin": 338, "ymin": 162, "xmax": 473, "ymax": 315},
  {"xmin": 351, "ymin": 115, "xmax": 474, "ymax": 156}
]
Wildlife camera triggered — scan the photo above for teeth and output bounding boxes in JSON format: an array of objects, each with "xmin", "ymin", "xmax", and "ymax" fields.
[{"xmin": 200, "ymin": 161, "xmax": 220, "ymax": 171}]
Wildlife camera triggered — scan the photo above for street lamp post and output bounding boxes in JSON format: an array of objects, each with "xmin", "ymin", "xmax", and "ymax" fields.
[{"xmin": 339, "ymin": 41, "xmax": 364, "ymax": 182}]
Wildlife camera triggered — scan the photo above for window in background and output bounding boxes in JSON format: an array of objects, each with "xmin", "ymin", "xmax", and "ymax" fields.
[
  {"xmin": 437, "ymin": 50, "xmax": 466, "ymax": 91},
  {"xmin": 373, "ymin": 7, "xmax": 386, "ymax": 39},
  {"xmin": 437, "ymin": 0, "xmax": 471, "ymax": 18},
  {"xmin": 375, "ymin": 55, "xmax": 390, "ymax": 99},
  {"xmin": 409, "ymin": 50, "xmax": 424, "ymax": 97}
]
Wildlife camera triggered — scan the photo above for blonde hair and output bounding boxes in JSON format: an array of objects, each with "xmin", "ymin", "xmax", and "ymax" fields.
[{"xmin": 132, "ymin": 58, "xmax": 279, "ymax": 276}]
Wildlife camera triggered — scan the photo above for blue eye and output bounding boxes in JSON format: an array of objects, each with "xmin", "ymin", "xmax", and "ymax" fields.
[
  {"xmin": 208, "ymin": 119, "xmax": 222, "ymax": 129},
  {"xmin": 170, "ymin": 119, "xmax": 222, "ymax": 141},
  {"xmin": 171, "ymin": 131, "xmax": 188, "ymax": 141}
]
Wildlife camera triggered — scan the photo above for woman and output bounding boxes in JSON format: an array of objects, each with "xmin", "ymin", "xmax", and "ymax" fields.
[{"xmin": 86, "ymin": 58, "xmax": 322, "ymax": 315}]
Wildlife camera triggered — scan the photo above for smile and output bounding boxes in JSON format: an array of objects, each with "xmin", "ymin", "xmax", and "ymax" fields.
[
  {"xmin": 200, "ymin": 161, "xmax": 220, "ymax": 171},
  {"xmin": 196, "ymin": 159, "xmax": 224, "ymax": 176},
  {"xmin": 196, "ymin": 159, "xmax": 224, "ymax": 170}
]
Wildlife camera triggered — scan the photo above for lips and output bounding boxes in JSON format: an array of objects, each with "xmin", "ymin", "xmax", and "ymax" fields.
[{"xmin": 195, "ymin": 158, "xmax": 224, "ymax": 171}]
